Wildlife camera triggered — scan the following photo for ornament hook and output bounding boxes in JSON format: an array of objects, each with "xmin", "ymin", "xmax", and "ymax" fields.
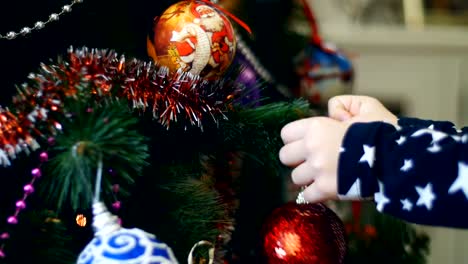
[
  {"xmin": 296, "ymin": 186, "xmax": 309, "ymax": 204},
  {"xmin": 188, "ymin": 240, "xmax": 215, "ymax": 264}
]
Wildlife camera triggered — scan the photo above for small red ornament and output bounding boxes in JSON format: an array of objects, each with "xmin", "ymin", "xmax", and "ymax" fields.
[
  {"xmin": 261, "ymin": 202, "xmax": 347, "ymax": 264},
  {"xmin": 147, "ymin": 1, "xmax": 236, "ymax": 79}
]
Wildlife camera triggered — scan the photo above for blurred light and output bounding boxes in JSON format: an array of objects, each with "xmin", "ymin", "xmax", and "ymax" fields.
[{"xmin": 76, "ymin": 214, "xmax": 87, "ymax": 227}]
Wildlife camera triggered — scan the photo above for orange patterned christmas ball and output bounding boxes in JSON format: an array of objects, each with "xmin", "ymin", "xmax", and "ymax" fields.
[{"xmin": 147, "ymin": 1, "xmax": 236, "ymax": 80}]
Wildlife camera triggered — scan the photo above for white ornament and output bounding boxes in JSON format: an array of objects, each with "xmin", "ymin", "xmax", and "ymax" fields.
[{"xmin": 77, "ymin": 202, "xmax": 179, "ymax": 264}]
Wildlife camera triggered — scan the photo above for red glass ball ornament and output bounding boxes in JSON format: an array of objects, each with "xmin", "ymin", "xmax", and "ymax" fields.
[
  {"xmin": 147, "ymin": 1, "xmax": 236, "ymax": 80},
  {"xmin": 261, "ymin": 202, "xmax": 347, "ymax": 264}
]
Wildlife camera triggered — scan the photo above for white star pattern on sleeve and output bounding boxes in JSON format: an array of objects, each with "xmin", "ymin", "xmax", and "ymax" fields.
[
  {"xmin": 400, "ymin": 198, "xmax": 413, "ymax": 211},
  {"xmin": 463, "ymin": 134, "xmax": 468, "ymax": 144},
  {"xmin": 374, "ymin": 181, "xmax": 390, "ymax": 212},
  {"xmin": 452, "ymin": 135, "xmax": 463, "ymax": 142},
  {"xmin": 415, "ymin": 183, "xmax": 436, "ymax": 210},
  {"xmin": 427, "ymin": 144, "xmax": 442, "ymax": 153},
  {"xmin": 396, "ymin": 136, "xmax": 406, "ymax": 145},
  {"xmin": 339, "ymin": 147, "xmax": 346, "ymax": 153},
  {"xmin": 400, "ymin": 159, "xmax": 413, "ymax": 172},
  {"xmin": 453, "ymin": 125, "xmax": 462, "ymax": 133},
  {"xmin": 448, "ymin": 162, "xmax": 468, "ymax": 200},
  {"xmin": 359, "ymin": 145, "xmax": 375, "ymax": 168},
  {"xmin": 451, "ymin": 134, "xmax": 468, "ymax": 143},
  {"xmin": 338, "ymin": 119, "xmax": 468, "ymax": 228},
  {"xmin": 411, "ymin": 128, "xmax": 448, "ymax": 143},
  {"xmin": 411, "ymin": 128, "xmax": 449, "ymax": 153},
  {"xmin": 337, "ymin": 178, "xmax": 362, "ymax": 199}
]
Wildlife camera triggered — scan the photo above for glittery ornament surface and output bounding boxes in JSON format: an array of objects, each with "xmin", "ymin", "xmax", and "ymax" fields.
[
  {"xmin": 77, "ymin": 202, "xmax": 179, "ymax": 264},
  {"xmin": 148, "ymin": 1, "xmax": 236, "ymax": 79},
  {"xmin": 261, "ymin": 202, "xmax": 347, "ymax": 264}
]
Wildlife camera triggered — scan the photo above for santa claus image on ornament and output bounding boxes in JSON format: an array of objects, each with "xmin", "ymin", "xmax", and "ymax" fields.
[{"xmin": 169, "ymin": 4, "xmax": 236, "ymax": 77}]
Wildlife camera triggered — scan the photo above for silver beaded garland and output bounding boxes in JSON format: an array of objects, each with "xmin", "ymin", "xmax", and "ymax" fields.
[{"xmin": 0, "ymin": 0, "xmax": 82, "ymax": 40}]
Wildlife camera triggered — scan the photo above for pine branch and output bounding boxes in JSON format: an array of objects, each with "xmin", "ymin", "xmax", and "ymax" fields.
[
  {"xmin": 41, "ymin": 100, "xmax": 149, "ymax": 211},
  {"xmin": 1, "ymin": 210, "xmax": 76, "ymax": 264},
  {"xmin": 232, "ymin": 99, "xmax": 313, "ymax": 127},
  {"xmin": 218, "ymin": 99, "xmax": 312, "ymax": 170},
  {"xmin": 155, "ymin": 176, "xmax": 232, "ymax": 262}
]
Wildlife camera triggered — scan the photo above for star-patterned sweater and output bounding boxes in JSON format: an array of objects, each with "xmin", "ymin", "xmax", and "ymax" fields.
[{"xmin": 337, "ymin": 117, "xmax": 468, "ymax": 228}]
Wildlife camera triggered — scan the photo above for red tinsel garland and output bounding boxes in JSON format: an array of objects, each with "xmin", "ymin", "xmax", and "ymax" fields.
[
  {"xmin": 0, "ymin": 108, "xmax": 39, "ymax": 166},
  {"xmin": 1, "ymin": 47, "xmax": 240, "ymax": 166}
]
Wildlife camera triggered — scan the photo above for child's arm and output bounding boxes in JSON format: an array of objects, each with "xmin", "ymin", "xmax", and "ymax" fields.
[{"xmin": 338, "ymin": 120, "xmax": 468, "ymax": 228}]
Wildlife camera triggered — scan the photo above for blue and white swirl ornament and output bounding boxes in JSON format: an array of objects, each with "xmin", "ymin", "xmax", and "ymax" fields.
[{"xmin": 77, "ymin": 202, "xmax": 179, "ymax": 264}]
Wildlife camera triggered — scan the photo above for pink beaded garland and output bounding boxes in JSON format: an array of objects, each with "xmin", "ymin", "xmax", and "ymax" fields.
[{"xmin": 0, "ymin": 150, "xmax": 49, "ymax": 258}]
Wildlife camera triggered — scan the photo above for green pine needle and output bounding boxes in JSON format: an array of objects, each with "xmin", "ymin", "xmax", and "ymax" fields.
[
  {"xmin": 41, "ymin": 100, "xmax": 149, "ymax": 211},
  {"xmin": 157, "ymin": 176, "xmax": 231, "ymax": 261},
  {"xmin": 2, "ymin": 210, "xmax": 76, "ymax": 264},
  {"xmin": 232, "ymin": 99, "xmax": 313, "ymax": 127},
  {"xmin": 218, "ymin": 99, "xmax": 313, "ymax": 168}
]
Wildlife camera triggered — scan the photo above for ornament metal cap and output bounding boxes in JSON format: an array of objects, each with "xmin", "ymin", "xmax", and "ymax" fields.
[
  {"xmin": 296, "ymin": 187, "xmax": 309, "ymax": 204},
  {"xmin": 92, "ymin": 201, "xmax": 121, "ymax": 237}
]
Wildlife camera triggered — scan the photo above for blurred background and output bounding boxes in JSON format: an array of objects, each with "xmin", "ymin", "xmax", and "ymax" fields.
[{"xmin": 0, "ymin": 0, "xmax": 467, "ymax": 263}]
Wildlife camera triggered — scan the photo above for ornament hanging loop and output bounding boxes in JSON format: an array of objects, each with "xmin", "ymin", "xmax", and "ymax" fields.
[
  {"xmin": 196, "ymin": 0, "xmax": 252, "ymax": 34},
  {"xmin": 188, "ymin": 240, "xmax": 215, "ymax": 264},
  {"xmin": 300, "ymin": 0, "xmax": 323, "ymax": 45},
  {"xmin": 71, "ymin": 141, "xmax": 104, "ymax": 203},
  {"xmin": 93, "ymin": 153, "xmax": 104, "ymax": 203}
]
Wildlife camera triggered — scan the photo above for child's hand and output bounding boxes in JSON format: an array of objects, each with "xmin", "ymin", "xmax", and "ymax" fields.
[
  {"xmin": 279, "ymin": 95, "xmax": 396, "ymax": 203},
  {"xmin": 279, "ymin": 117, "xmax": 349, "ymax": 203},
  {"xmin": 328, "ymin": 95, "xmax": 398, "ymax": 126}
]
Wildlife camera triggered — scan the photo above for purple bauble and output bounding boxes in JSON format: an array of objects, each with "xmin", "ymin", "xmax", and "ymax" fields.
[{"xmin": 233, "ymin": 51, "xmax": 262, "ymax": 106}]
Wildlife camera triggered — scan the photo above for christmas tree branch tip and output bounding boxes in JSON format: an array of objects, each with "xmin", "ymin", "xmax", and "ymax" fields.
[{"xmin": 41, "ymin": 101, "xmax": 149, "ymax": 211}]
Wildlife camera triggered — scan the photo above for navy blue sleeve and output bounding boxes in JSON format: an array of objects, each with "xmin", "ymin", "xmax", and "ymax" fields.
[
  {"xmin": 398, "ymin": 117, "xmax": 461, "ymax": 134},
  {"xmin": 337, "ymin": 120, "xmax": 468, "ymax": 228}
]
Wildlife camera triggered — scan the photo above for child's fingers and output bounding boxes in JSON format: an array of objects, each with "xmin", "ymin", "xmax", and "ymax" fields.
[
  {"xmin": 280, "ymin": 118, "xmax": 310, "ymax": 144},
  {"xmin": 302, "ymin": 183, "xmax": 327, "ymax": 204}
]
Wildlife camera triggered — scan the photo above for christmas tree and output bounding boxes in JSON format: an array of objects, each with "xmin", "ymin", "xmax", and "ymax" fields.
[{"xmin": 0, "ymin": 0, "xmax": 429, "ymax": 263}]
